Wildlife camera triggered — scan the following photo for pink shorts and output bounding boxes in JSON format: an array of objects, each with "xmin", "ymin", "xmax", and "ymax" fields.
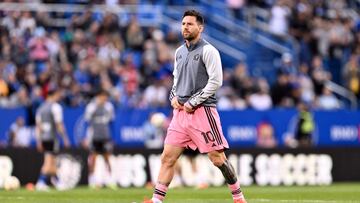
[{"xmin": 165, "ymin": 106, "xmax": 229, "ymax": 153}]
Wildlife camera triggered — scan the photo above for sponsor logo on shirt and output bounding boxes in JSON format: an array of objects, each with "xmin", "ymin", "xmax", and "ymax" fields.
[{"xmin": 193, "ymin": 54, "xmax": 200, "ymax": 61}]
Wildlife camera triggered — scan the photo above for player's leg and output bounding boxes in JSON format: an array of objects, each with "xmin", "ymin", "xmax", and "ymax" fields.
[
  {"xmin": 148, "ymin": 144, "xmax": 184, "ymax": 203},
  {"xmin": 88, "ymin": 139, "xmax": 103, "ymax": 187},
  {"xmin": 103, "ymin": 151, "xmax": 117, "ymax": 189},
  {"xmin": 36, "ymin": 153, "xmax": 55, "ymax": 189},
  {"xmin": 103, "ymin": 152, "xmax": 111, "ymax": 173},
  {"xmin": 158, "ymin": 144, "xmax": 184, "ymax": 184},
  {"xmin": 88, "ymin": 151, "xmax": 97, "ymax": 187},
  {"xmin": 208, "ymin": 150, "xmax": 246, "ymax": 203},
  {"xmin": 169, "ymin": 161, "xmax": 182, "ymax": 188},
  {"xmin": 36, "ymin": 141, "xmax": 54, "ymax": 190},
  {"xmin": 103, "ymin": 140, "xmax": 113, "ymax": 174},
  {"xmin": 187, "ymin": 106, "xmax": 246, "ymax": 202},
  {"xmin": 144, "ymin": 109, "xmax": 190, "ymax": 203},
  {"xmin": 49, "ymin": 140, "xmax": 61, "ymax": 187},
  {"xmin": 36, "ymin": 154, "xmax": 48, "ymax": 186},
  {"xmin": 49, "ymin": 153, "xmax": 57, "ymax": 183}
]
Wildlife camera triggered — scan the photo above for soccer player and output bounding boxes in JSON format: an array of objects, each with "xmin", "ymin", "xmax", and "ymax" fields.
[
  {"xmin": 35, "ymin": 88, "xmax": 70, "ymax": 190},
  {"xmin": 84, "ymin": 89, "xmax": 116, "ymax": 188},
  {"xmin": 144, "ymin": 10, "xmax": 247, "ymax": 203}
]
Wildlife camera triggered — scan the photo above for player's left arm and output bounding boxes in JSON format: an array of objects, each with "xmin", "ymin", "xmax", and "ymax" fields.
[
  {"xmin": 35, "ymin": 112, "xmax": 43, "ymax": 152},
  {"xmin": 106, "ymin": 102, "xmax": 116, "ymax": 139},
  {"xmin": 52, "ymin": 103, "xmax": 70, "ymax": 148},
  {"xmin": 186, "ymin": 45, "xmax": 223, "ymax": 110}
]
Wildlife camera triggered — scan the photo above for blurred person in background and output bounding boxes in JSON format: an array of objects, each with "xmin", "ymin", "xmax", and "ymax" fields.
[
  {"xmin": 268, "ymin": 0, "xmax": 291, "ymax": 38},
  {"xmin": 229, "ymin": 62, "xmax": 253, "ymax": 100},
  {"xmin": 328, "ymin": 16, "xmax": 354, "ymax": 83},
  {"xmin": 0, "ymin": 77, "xmax": 9, "ymax": 99},
  {"xmin": 35, "ymin": 87, "xmax": 70, "ymax": 191},
  {"xmin": 311, "ymin": 55, "xmax": 331, "ymax": 97},
  {"xmin": 247, "ymin": 78, "xmax": 272, "ymax": 110},
  {"xmin": 342, "ymin": 54, "xmax": 360, "ymax": 99},
  {"xmin": 284, "ymin": 101, "xmax": 315, "ymax": 148},
  {"xmin": 126, "ymin": 18, "xmax": 145, "ymax": 51},
  {"xmin": 279, "ymin": 52, "xmax": 297, "ymax": 76},
  {"xmin": 84, "ymin": 89, "xmax": 116, "ymax": 189},
  {"xmin": 226, "ymin": 0, "xmax": 246, "ymax": 20},
  {"xmin": 316, "ymin": 86, "xmax": 341, "ymax": 110},
  {"xmin": 142, "ymin": 79, "xmax": 168, "ymax": 108},
  {"xmin": 298, "ymin": 63, "xmax": 315, "ymax": 104},
  {"xmin": 7, "ymin": 116, "xmax": 34, "ymax": 148},
  {"xmin": 143, "ymin": 112, "xmax": 168, "ymax": 149},
  {"xmin": 28, "ymin": 27, "xmax": 51, "ymax": 74},
  {"xmin": 256, "ymin": 121, "xmax": 277, "ymax": 148},
  {"xmin": 270, "ymin": 71, "xmax": 292, "ymax": 107},
  {"xmin": 295, "ymin": 101, "xmax": 315, "ymax": 147}
]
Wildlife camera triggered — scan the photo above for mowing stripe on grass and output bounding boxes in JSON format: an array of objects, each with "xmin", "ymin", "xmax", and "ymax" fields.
[{"xmin": 250, "ymin": 199, "xmax": 355, "ymax": 203}]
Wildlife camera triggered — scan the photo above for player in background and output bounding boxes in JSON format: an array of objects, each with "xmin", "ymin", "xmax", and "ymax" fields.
[
  {"xmin": 84, "ymin": 89, "xmax": 116, "ymax": 188},
  {"xmin": 35, "ymin": 88, "xmax": 70, "ymax": 190},
  {"xmin": 144, "ymin": 10, "xmax": 247, "ymax": 203}
]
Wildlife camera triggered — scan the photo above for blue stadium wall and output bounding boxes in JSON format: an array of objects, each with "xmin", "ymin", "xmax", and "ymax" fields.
[
  {"xmin": 1, "ymin": 107, "xmax": 360, "ymax": 147},
  {"xmin": 1, "ymin": 107, "xmax": 360, "ymax": 186}
]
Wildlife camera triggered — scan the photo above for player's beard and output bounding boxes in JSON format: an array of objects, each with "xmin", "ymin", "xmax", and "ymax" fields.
[{"xmin": 183, "ymin": 31, "xmax": 198, "ymax": 41}]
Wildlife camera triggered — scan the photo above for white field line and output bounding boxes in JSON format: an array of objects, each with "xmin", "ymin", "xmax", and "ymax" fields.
[{"xmin": 250, "ymin": 199, "xmax": 357, "ymax": 203}]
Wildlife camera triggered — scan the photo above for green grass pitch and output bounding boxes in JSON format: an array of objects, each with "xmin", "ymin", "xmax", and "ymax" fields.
[{"xmin": 0, "ymin": 183, "xmax": 360, "ymax": 203}]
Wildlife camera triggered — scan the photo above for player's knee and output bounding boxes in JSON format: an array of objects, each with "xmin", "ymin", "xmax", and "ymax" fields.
[
  {"xmin": 210, "ymin": 158, "xmax": 224, "ymax": 167},
  {"xmin": 161, "ymin": 153, "xmax": 178, "ymax": 168},
  {"xmin": 42, "ymin": 163, "xmax": 50, "ymax": 173},
  {"xmin": 208, "ymin": 154, "xmax": 225, "ymax": 167}
]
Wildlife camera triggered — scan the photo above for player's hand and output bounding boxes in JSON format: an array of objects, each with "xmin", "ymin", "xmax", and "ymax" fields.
[
  {"xmin": 36, "ymin": 143, "xmax": 43, "ymax": 152},
  {"xmin": 184, "ymin": 102, "xmax": 195, "ymax": 113},
  {"xmin": 171, "ymin": 97, "xmax": 183, "ymax": 110},
  {"xmin": 63, "ymin": 138, "xmax": 70, "ymax": 149},
  {"xmin": 82, "ymin": 139, "xmax": 90, "ymax": 149}
]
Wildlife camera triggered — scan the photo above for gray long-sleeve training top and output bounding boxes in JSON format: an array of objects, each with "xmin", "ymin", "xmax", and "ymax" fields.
[{"xmin": 169, "ymin": 38, "xmax": 223, "ymax": 107}]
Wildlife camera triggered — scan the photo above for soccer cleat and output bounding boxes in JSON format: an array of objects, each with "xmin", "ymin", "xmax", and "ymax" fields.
[
  {"xmin": 234, "ymin": 198, "xmax": 247, "ymax": 203},
  {"xmin": 142, "ymin": 198, "xmax": 162, "ymax": 203},
  {"xmin": 35, "ymin": 182, "xmax": 50, "ymax": 191},
  {"xmin": 106, "ymin": 183, "xmax": 118, "ymax": 190}
]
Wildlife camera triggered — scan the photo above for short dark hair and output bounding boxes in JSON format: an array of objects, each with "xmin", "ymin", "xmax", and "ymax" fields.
[
  {"xmin": 47, "ymin": 83, "xmax": 59, "ymax": 96},
  {"xmin": 183, "ymin": 10, "xmax": 204, "ymax": 25},
  {"xmin": 95, "ymin": 89, "xmax": 109, "ymax": 97}
]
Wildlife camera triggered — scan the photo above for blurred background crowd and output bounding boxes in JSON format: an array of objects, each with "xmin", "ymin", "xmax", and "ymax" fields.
[{"xmin": 0, "ymin": 0, "xmax": 359, "ymax": 123}]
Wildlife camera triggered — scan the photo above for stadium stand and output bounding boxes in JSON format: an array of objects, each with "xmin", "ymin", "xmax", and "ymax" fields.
[
  {"xmin": 1, "ymin": 1, "xmax": 360, "ymax": 191},
  {"xmin": 1, "ymin": 0, "xmax": 359, "ymax": 113}
]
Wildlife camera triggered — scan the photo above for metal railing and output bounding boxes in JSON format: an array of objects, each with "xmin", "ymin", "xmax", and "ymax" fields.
[
  {"xmin": 161, "ymin": 15, "xmax": 246, "ymax": 62},
  {"xmin": 197, "ymin": 0, "xmax": 294, "ymax": 55},
  {"xmin": 326, "ymin": 81, "xmax": 358, "ymax": 110}
]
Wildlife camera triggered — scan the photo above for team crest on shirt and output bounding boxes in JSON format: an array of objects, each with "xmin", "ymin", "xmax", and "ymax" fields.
[
  {"xmin": 193, "ymin": 54, "xmax": 200, "ymax": 61},
  {"xmin": 177, "ymin": 55, "xmax": 182, "ymax": 60}
]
